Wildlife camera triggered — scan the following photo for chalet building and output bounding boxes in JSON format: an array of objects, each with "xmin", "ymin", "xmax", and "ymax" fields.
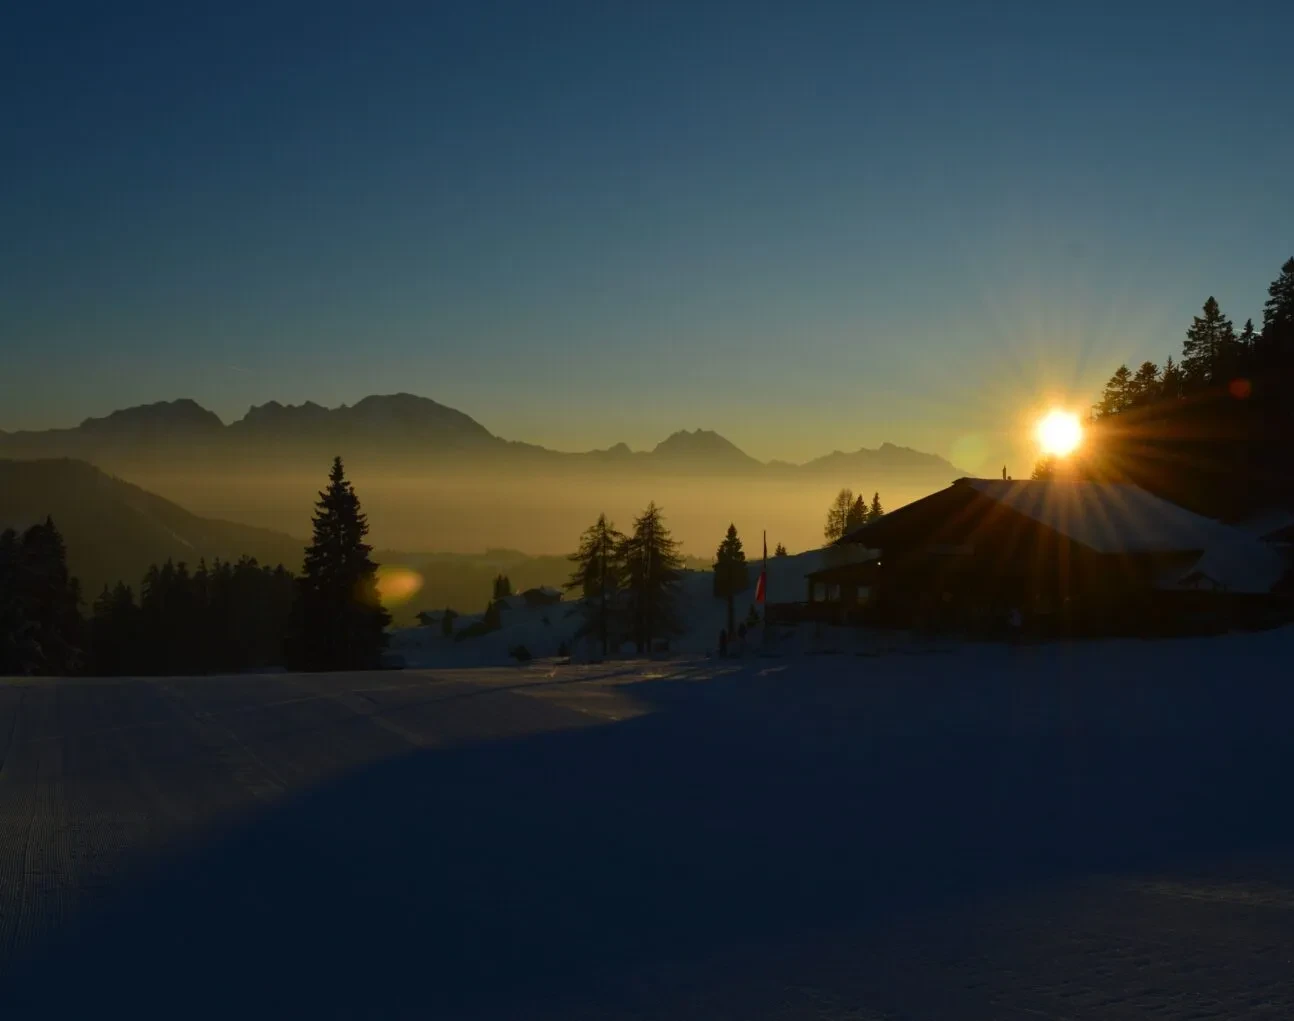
[{"xmin": 835, "ymin": 478, "xmax": 1288, "ymax": 634}]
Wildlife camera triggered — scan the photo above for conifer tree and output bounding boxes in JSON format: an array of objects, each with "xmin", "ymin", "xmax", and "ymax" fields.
[
  {"xmin": 1182, "ymin": 296, "xmax": 1236, "ymax": 388},
  {"xmin": 492, "ymin": 574, "xmax": 512, "ymax": 600},
  {"xmin": 774, "ymin": 542, "xmax": 788, "ymax": 557},
  {"xmin": 441, "ymin": 607, "xmax": 457, "ymax": 638},
  {"xmin": 712, "ymin": 523, "xmax": 749, "ymax": 636},
  {"xmin": 0, "ymin": 528, "xmax": 35, "ymax": 675},
  {"xmin": 867, "ymin": 491, "xmax": 884, "ymax": 522},
  {"xmin": 844, "ymin": 494, "xmax": 868, "ymax": 534},
  {"xmin": 290, "ymin": 457, "xmax": 390, "ymax": 670},
  {"xmin": 1160, "ymin": 356, "xmax": 1183, "ymax": 399},
  {"xmin": 16, "ymin": 518, "xmax": 83, "ymax": 675},
  {"xmin": 1260, "ymin": 258, "xmax": 1294, "ymax": 373},
  {"xmin": 618, "ymin": 502, "xmax": 683, "ymax": 654},
  {"xmin": 565, "ymin": 513, "xmax": 625, "ymax": 657},
  {"xmin": 1129, "ymin": 361, "xmax": 1161, "ymax": 406},
  {"xmin": 91, "ymin": 583, "xmax": 141, "ymax": 675},
  {"xmin": 1095, "ymin": 365, "xmax": 1134, "ymax": 417}
]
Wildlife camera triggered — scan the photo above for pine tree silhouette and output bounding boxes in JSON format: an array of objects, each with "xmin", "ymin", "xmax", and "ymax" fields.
[
  {"xmin": 619, "ymin": 502, "xmax": 683, "ymax": 654},
  {"xmin": 290, "ymin": 457, "xmax": 390, "ymax": 670},
  {"xmin": 774, "ymin": 542, "xmax": 789, "ymax": 557},
  {"xmin": 565, "ymin": 513, "xmax": 625, "ymax": 658},
  {"xmin": 867, "ymin": 492, "xmax": 884, "ymax": 522},
  {"xmin": 15, "ymin": 518, "xmax": 83, "ymax": 675},
  {"xmin": 1160, "ymin": 356, "xmax": 1183, "ymax": 399},
  {"xmin": 1129, "ymin": 361, "xmax": 1161, "ymax": 407},
  {"xmin": 712, "ymin": 523, "xmax": 749, "ymax": 636},
  {"xmin": 845, "ymin": 495, "xmax": 868, "ymax": 534},
  {"xmin": 1182, "ymin": 296, "xmax": 1236, "ymax": 388},
  {"xmin": 441, "ymin": 607, "xmax": 457, "ymax": 638}
]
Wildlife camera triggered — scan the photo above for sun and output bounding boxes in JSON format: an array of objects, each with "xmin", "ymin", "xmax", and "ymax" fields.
[{"xmin": 1036, "ymin": 409, "xmax": 1082, "ymax": 457}]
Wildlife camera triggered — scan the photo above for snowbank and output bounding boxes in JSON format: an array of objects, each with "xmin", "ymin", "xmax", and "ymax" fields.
[{"xmin": 391, "ymin": 547, "xmax": 831, "ymax": 667}]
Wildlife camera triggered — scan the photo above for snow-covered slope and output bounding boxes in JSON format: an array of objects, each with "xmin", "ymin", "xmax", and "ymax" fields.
[{"xmin": 390, "ymin": 547, "xmax": 831, "ymax": 666}]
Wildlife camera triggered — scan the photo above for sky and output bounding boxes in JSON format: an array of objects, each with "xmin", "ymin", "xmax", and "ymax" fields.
[{"xmin": 2, "ymin": 1, "xmax": 1291, "ymax": 474}]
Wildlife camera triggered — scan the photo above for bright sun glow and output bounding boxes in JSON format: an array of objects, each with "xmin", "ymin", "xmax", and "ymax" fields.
[{"xmin": 1036, "ymin": 409, "xmax": 1082, "ymax": 456}]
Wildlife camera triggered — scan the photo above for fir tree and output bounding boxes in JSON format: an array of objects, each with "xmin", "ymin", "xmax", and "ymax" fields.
[
  {"xmin": 1160, "ymin": 356, "xmax": 1183, "ymax": 399},
  {"xmin": 17, "ymin": 518, "xmax": 83, "ymax": 675},
  {"xmin": 1181, "ymin": 296, "xmax": 1236, "ymax": 388},
  {"xmin": 492, "ymin": 574, "xmax": 512, "ymax": 600},
  {"xmin": 1129, "ymin": 361, "xmax": 1161, "ymax": 407},
  {"xmin": 618, "ymin": 502, "xmax": 683, "ymax": 654},
  {"xmin": 0, "ymin": 529, "xmax": 36, "ymax": 675},
  {"xmin": 712, "ymin": 523, "xmax": 749, "ymax": 636},
  {"xmin": 823, "ymin": 488, "xmax": 855, "ymax": 542},
  {"xmin": 1239, "ymin": 318, "xmax": 1257, "ymax": 350},
  {"xmin": 774, "ymin": 542, "xmax": 788, "ymax": 557},
  {"xmin": 90, "ymin": 583, "xmax": 141, "ymax": 675},
  {"xmin": 1259, "ymin": 257, "xmax": 1294, "ymax": 373},
  {"xmin": 290, "ymin": 457, "xmax": 390, "ymax": 671},
  {"xmin": 867, "ymin": 491, "xmax": 884, "ymax": 522},
  {"xmin": 1095, "ymin": 365, "xmax": 1134, "ymax": 417},
  {"xmin": 565, "ymin": 514, "xmax": 625, "ymax": 657},
  {"xmin": 844, "ymin": 494, "xmax": 868, "ymax": 534},
  {"xmin": 441, "ymin": 607, "xmax": 457, "ymax": 638}
]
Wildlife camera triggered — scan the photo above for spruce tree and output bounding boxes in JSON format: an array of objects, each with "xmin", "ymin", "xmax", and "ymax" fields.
[
  {"xmin": 564, "ymin": 513, "xmax": 625, "ymax": 657},
  {"xmin": 1260, "ymin": 257, "xmax": 1294, "ymax": 373},
  {"xmin": 1181, "ymin": 296, "xmax": 1236, "ymax": 388},
  {"xmin": 867, "ymin": 491, "xmax": 884, "ymax": 522},
  {"xmin": 90, "ymin": 583, "xmax": 141, "ymax": 675},
  {"xmin": 618, "ymin": 502, "xmax": 683, "ymax": 654},
  {"xmin": 1095, "ymin": 365, "xmax": 1134, "ymax": 417},
  {"xmin": 823, "ymin": 488, "xmax": 855, "ymax": 541},
  {"xmin": 1160, "ymin": 356, "xmax": 1183, "ymax": 399},
  {"xmin": 774, "ymin": 542, "xmax": 788, "ymax": 557},
  {"xmin": 0, "ymin": 528, "xmax": 35, "ymax": 675},
  {"xmin": 291, "ymin": 456, "xmax": 390, "ymax": 670},
  {"xmin": 1130, "ymin": 361, "xmax": 1160, "ymax": 407},
  {"xmin": 844, "ymin": 494, "xmax": 868, "ymax": 534},
  {"xmin": 712, "ymin": 523, "xmax": 749, "ymax": 636},
  {"xmin": 17, "ymin": 518, "xmax": 83, "ymax": 675},
  {"xmin": 492, "ymin": 574, "xmax": 512, "ymax": 600}
]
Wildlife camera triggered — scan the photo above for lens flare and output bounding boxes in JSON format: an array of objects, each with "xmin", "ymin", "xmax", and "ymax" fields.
[
  {"xmin": 375, "ymin": 564, "xmax": 424, "ymax": 606},
  {"xmin": 1035, "ymin": 410, "xmax": 1082, "ymax": 457}
]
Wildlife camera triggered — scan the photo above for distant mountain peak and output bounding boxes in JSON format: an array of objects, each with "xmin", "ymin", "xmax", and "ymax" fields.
[
  {"xmin": 653, "ymin": 429, "xmax": 749, "ymax": 455},
  {"xmin": 79, "ymin": 398, "xmax": 225, "ymax": 434}
]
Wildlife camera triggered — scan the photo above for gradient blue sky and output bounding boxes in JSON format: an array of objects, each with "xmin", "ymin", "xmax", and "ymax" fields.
[{"xmin": 3, "ymin": 1, "xmax": 1291, "ymax": 472}]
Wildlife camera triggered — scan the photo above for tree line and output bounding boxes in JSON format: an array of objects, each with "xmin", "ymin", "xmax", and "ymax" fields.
[
  {"xmin": 564, "ymin": 502, "xmax": 688, "ymax": 657},
  {"xmin": 1, "ymin": 456, "xmax": 390, "ymax": 676},
  {"xmin": 823, "ymin": 488, "xmax": 885, "ymax": 541},
  {"xmin": 1068, "ymin": 256, "xmax": 1294, "ymax": 516}
]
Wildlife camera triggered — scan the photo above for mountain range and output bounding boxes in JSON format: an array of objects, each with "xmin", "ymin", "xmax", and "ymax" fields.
[
  {"xmin": 0, "ymin": 459, "xmax": 711, "ymax": 619},
  {"xmin": 0, "ymin": 393, "xmax": 966, "ymax": 479},
  {"xmin": 0, "ymin": 459, "xmax": 304, "ymax": 601}
]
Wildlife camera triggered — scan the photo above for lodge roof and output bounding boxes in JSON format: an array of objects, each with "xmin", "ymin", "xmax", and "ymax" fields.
[{"xmin": 841, "ymin": 478, "xmax": 1232, "ymax": 555}]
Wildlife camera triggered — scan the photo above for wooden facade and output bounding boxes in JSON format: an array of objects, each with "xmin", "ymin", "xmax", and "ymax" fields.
[{"xmin": 838, "ymin": 480, "xmax": 1206, "ymax": 635}]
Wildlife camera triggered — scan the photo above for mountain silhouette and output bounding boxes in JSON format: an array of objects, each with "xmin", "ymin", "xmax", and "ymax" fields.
[
  {"xmin": 0, "ymin": 459, "xmax": 305, "ymax": 599},
  {"xmin": 0, "ymin": 394, "xmax": 968, "ymax": 479}
]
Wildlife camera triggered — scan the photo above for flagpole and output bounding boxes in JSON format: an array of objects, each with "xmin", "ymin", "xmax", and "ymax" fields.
[{"xmin": 762, "ymin": 529, "xmax": 768, "ymax": 646}]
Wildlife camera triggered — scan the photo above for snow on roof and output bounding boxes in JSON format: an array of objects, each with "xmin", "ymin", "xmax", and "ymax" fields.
[
  {"xmin": 963, "ymin": 479, "xmax": 1228, "ymax": 554},
  {"xmin": 1233, "ymin": 508, "xmax": 1294, "ymax": 542},
  {"xmin": 1170, "ymin": 534, "xmax": 1290, "ymax": 594}
]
